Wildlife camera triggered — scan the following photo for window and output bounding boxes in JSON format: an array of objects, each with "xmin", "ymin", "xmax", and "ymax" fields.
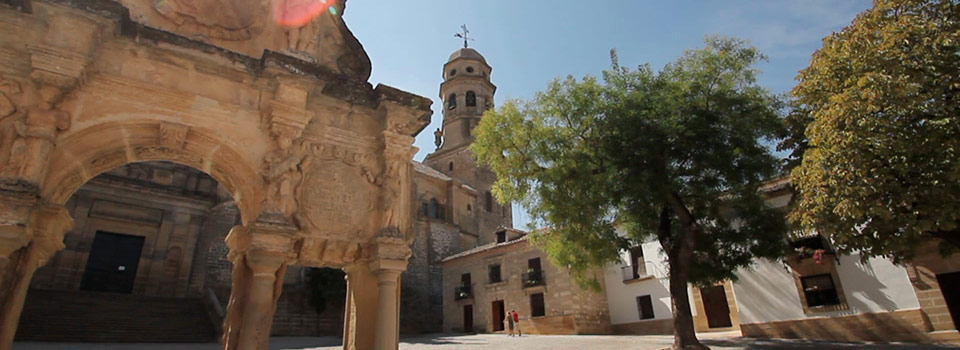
[
  {"xmin": 466, "ymin": 66, "xmax": 474, "ymax": 73},
  {"xmin": 421, "ymin": 202, "xmax": 428, "ymax": 217},
  {"xmin": 485, "ymin": 191, "xmax": 493, "ymax": 212},
  {"xmin": 449, "ymin": 69, "xmax": 457, "ymax": 77},
  {"xmin": 449, "ymin": 161, "xmax": 454, "ymax": 171},
  {"xmin": 429, "ymin": 198, "xmax": 445, "ymax": 220},
  {"xmin": 466, "ymin": 91, "xmax": 477, "ymax": 107},
  {"xmin": 629, "ymin": 246, "xmax": 646, "ymax": 278},
  {"xmin": 636, "ymin": 295, "xmax": 655, "ymax": 320},
  {"xmin": 447, "ymin": 93, "xmax": 457, "ymax": 110},
  {"xmin": 530, "ymin": 293, "xmax": 545, "ymax": 317},
  {"xmin": 496, "ymin": 230, "xmax": 506, "ymax": 243},
  {"xmin": 467, "ymin": 204, "xmax": 472, "ymax": 212},
  {"xmin": 461, "ymin": 273, "xmax": 471, "ymax": 286},
  {"xmin": 528, "ymin": 257, "xmax": 541, "ymax": 271},
  {"xmin": 428, "ymin": 198, "xmax": 438, "ymax": 218},
  {"xmin": 488, "ymin": 264, "xmax": 502, "ymax": 283},
  {"xmin": 801, "ymin": 274, "xmax": 841, "ymax": 307}
]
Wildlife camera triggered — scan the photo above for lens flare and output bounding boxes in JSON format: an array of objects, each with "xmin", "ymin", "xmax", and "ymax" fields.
[{"xmin": 273, "ymin": 0, "xmax": 338, "ymax": 27}]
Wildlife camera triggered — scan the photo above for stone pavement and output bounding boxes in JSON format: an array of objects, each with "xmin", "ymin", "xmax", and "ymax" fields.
[{"xmin": 13, "ymin": 333, "xmax": 960, "ymax": 350}]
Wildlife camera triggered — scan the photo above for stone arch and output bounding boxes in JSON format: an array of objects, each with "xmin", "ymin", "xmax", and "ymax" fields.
[{"xmin": 41, "ymin": 119, "xmax": 265, "ymax": 224}]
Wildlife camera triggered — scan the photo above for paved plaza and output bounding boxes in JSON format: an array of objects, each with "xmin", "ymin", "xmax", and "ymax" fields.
[{"xmin": 13, "ymin": 333, "xmax": 960, "ymax": 350}]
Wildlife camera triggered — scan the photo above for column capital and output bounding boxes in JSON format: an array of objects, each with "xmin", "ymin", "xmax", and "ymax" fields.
[
  {"xmin": 24, "ymin": 204, "xmax": 73, "ymax": 268},
  {"xmin": 224, "ymin": 220, "xmax": 298, "ymax": 264},
  {"xmin": 369, "ymin": 259, "xmax": 408, "ymax": 276},
  {"xmin": 245, "ymin": 250, "xmax": 288, "ymax": 276}
]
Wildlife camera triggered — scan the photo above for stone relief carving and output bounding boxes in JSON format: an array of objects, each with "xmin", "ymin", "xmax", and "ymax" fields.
[
  {"xmin": 159, "ymin": 122, "xmax": 189, "ymax": 149},
  {"xmin": 154, "ymin": 0, "xmax": 267, "ymax": 40},
  {"xmin": 296, "ymin": 157, "xmax": 374, "ymax": 237},
  {"xmin": 0, "ymin": 77, "xmax": 74, "ymax": 187},
  {"xmin": 262, "ymin": 138, "xmax": 308, "ymax": 222}
]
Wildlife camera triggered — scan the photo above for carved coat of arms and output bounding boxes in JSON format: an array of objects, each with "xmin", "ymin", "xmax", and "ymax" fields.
[{"xmin": 154, "ymin": 0, "xmax": 267, "ymax": 40}]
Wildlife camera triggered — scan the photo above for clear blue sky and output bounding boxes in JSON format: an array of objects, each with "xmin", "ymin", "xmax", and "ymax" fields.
[{"xmin": 343, "ymin": 0, "xmax": 872, "ymax": 229}]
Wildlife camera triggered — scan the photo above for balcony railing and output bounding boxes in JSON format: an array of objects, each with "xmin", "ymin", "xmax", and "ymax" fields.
[
  {"xmin": 620, "ymin": 262, "xmax": 653, "ymax": 281},
  {"xmin": 522, "ymin": 270, "xmax": 545, "ymax": 287},
  {"xmin": 454, "ymin": 285, "xmax": 472, "ymax": 300}
]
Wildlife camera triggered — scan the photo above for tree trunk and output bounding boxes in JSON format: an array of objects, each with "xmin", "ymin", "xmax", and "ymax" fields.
[
  {"xmin": 660, "ymin": 194, "xmax": 709, "ymax": 350},
  {"xmin": 666, "ymin": 224, "xmax": 709, "ymax": 350}
]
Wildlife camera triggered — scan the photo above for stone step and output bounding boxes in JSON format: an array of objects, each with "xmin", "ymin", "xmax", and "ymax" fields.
[{"xmin": 15, "ymin": 288, "xmax": 217, "ymax": 343}]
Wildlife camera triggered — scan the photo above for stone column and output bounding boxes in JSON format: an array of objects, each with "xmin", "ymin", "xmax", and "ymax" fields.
[
  {"xmin": 221, "ymin": 219, "xmax": 295, "ymax": 350},
  {"xmin": 342, "ymin": 264, "xmax": 379, "ymax": 350},
  {"xmin": 236, "ymin": 250, "xmax": 286, "ymax": 350},
  {"xmin": 371, "ymin": 259, "xmax": 406, "ymax": 350},
  {"xmin": 0, "ymin": 202, "xmax": 72, "ymax": 350}
]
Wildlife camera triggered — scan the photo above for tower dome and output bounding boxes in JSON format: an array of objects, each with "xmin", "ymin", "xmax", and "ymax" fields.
[{"xmin": 447, "ymin": 48, "xmax": 487, "ymax": 64}]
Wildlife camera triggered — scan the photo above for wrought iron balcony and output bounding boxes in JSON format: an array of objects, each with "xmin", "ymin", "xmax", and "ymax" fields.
[
  {"xmin": 522, "ymin": 270, "xmax": 545, "ymax": 287},
  {"xmin": 621, "ymin": 263, "xmax": 649, "ymax": 281},
  {"xmin": 454, "ymin": 285, "xmax": 472, "ymax": 300}
]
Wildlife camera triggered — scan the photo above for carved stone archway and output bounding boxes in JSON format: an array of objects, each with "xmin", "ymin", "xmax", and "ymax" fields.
[{"xmin": 0, "ymin": 1, "xmax": 432, "ymax": 349}]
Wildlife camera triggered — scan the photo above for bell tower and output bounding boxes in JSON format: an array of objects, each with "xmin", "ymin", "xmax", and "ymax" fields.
[
  {"xmin": 424, "ymin": 42, "xmax": 513, "ymax": 243},
  {"xmin": 435, "ymin": 47, "xmax": 495, "ymax": 152}
]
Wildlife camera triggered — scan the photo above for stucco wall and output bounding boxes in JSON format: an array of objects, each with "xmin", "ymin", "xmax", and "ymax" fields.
[
  {"xmin": 603, "ymin": 241, "xmax": 674, "ymax": 325},
  {"xmin": 733, "ymin": 255, "xmax": 921, "ymax": 324}
]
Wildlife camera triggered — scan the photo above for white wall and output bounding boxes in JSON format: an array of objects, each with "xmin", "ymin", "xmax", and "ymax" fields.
[
  {"xmin": 603, "ymin": 241, "xmax": 675, "ymax": 324},
  {"xmin": 732, "ymin": 255, "xmax": 921, "ymax": 324}
]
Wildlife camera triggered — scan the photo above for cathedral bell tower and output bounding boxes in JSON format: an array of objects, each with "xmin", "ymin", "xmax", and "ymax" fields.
[
  {"xmin": 424, "ymin": 37, "xmax": 513, "ymax": 243},
  {"xmin": 435, "ymin": 47, "xmax": 495, "ymax": 152}
]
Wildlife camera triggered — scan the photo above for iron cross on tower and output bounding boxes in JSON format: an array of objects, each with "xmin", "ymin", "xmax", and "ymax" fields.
[{"xmin": 454, "ymin": 24, "xmax": 474, "ymax": 48}]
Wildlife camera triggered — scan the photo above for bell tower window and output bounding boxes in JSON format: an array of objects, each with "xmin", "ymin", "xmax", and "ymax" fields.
[
  {"xmin": 466, "ymin": 66, "xmax": 475, "ymax": 73},
  {"xmin": 466, "ymin": 91, "xmax": 477, "ymax": 107},
  {"xmin": 447, "ymin": 93, "xmax": 457, "ymax": 110}
]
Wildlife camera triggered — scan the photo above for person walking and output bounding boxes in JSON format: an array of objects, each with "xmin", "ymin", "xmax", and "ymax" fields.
[
  {"xmin": 512, "ymin": 310, "xmax": 521, "ymax": 337},
  {"xmin": 505, "ymin": 310, "xmax": 515, "ymax": 336}
]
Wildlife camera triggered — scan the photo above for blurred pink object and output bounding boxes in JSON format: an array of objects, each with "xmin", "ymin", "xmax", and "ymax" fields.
[{"xmin": 273, "ymin": 0, "xmax": 332, "ymax": 27}]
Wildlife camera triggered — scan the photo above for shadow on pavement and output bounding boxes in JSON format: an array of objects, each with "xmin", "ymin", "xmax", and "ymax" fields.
[{"xmin": 703, "ymin": 337, "xmax": 960, "ymax": 350}]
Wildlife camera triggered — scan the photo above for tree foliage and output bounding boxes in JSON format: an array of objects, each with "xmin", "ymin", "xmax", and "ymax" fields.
[
  {"xmin": 786, "ymin": 0, "xmax": 960, "ymax": 260},
  {"xmin": 472, "ymin": 37, "xmax": 788, "ymax": 350}
]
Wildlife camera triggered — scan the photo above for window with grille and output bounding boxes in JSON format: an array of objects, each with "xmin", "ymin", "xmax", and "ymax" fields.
[
  {"xmin": 636, "ymin": 295, "xmax": 654, "ymax": 320},
  {"xmin": 530, "ymin": 293, "xmax": 545, "ymax": 317},
  {"xmin": 801, "ymin": 274, "xmax": 841, "ymax": 307},
  {"xmin": 488, "ymin": 264, "xmax": 502, "ymax": 284}
]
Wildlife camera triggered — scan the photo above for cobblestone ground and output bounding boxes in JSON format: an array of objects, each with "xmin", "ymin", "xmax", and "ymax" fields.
[{"xmin": 13, "ymin": 333, "xmax": 960, "ymax": 350}]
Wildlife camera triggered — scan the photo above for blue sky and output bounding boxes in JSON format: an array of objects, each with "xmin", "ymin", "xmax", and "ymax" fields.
[{"xmin": 343, "ymin": 0, "xmax": 872, "ymax": 229}]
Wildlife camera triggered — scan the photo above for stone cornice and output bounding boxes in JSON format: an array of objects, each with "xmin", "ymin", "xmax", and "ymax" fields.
[{"xmin": 1, "ymin": 0, "xmax": 432, "ymax": 117}]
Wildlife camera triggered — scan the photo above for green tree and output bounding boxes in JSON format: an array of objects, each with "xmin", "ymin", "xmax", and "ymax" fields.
[
  {"xmin": 472, "ymin": 37, "xmax": 788, "ymax": 350},
  {"xmin": 786, "ymin": 0, "xmax": 960, "ymax": 260}
]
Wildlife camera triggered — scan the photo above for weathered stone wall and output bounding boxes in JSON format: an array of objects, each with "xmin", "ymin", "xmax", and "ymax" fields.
[
  {"xmin": 30, "ymin": 162, "xmax": 218, "ymax": 297},
  {"xmin": 271, "ymin": 267, "xmax": 345, "ymax": 336},
  {"xmin": 441, "ymin": 238, "xmax": 611, "ymax": 334}
]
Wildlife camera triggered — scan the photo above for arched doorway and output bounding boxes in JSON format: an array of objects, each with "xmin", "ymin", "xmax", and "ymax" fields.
[{"xmin": 18, "ymin": 161, "xmax": 239, "ymax": 342}]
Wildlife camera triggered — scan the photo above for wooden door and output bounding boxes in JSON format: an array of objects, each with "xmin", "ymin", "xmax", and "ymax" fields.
[
  {"xmin": 491, "ymin": 300, "xmax": 505, "ymax": 331},
  {"xmin": 937, "ymin": 272, "xmax": 960, "ymax": 329},
  {"xmin": 80, "ymin": 231, "xmax": 145, "ymax": 294},
  {"xmin": 700, "ymin": 285, "xmax": 732, "ymax": 328},
  {"xmin": 463, "ymin": 304, "xmax": 473, "ymax": 333}
]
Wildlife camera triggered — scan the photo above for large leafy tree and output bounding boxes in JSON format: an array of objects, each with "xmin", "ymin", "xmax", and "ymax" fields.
[
  {"xmin": 472, "ymin": 37, "xmax": 788, "ymax": 350},
  {"xmin": 786, "ymin": 0, "xmax": 960, "ymax": 260}
]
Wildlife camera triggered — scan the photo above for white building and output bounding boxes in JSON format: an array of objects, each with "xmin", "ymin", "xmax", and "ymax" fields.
[{"xmin": 603, "ymin": 178, "xmax": 960, "ymax": 344}]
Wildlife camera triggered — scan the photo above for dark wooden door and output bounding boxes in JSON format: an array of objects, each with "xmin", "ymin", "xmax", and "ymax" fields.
[
  {"xmin": 463, "ymin": 304, "xmax": 473, "ymax": 333},
  {"xmin": 80, "ymin": 231, "xmax": 145, "ymax": 294},
  {"xmin": 700, "ymin": 285, "xmax": 732, "ymax": 328},
  {"xmin": 937, "ymin": 272, "xmax": 960, "ymax": 329},
  {"xmin": 491, "ymin": 300, "xmax": 505, "ymax": 331}
]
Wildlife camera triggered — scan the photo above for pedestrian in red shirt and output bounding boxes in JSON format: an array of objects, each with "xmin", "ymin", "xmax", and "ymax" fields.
[{"xmin": 512, "ymin": 310, "xmax": 521, "ymax": 337}]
